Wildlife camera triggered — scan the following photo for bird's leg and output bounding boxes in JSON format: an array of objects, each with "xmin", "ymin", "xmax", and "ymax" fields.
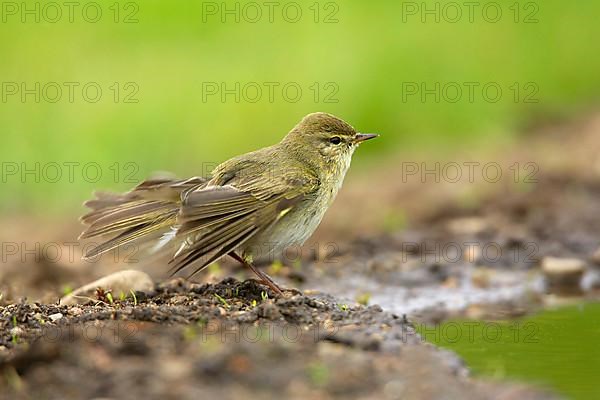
[{"xmin": 228, "ymin": 252, "xmax": 284, "ymax": 297}]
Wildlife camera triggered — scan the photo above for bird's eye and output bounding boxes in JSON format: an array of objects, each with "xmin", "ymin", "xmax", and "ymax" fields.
[{"xmin": 329, "ymin": 136, "xmax": 342, "ymax": 145}]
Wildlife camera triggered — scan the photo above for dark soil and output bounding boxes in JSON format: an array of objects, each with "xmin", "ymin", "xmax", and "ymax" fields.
[{"xmin": 0, "ymin": 279, "xmax": 555, "ymax": 400}]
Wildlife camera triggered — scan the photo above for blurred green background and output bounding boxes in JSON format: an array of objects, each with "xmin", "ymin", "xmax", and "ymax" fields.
[{"xmin": 1, "ymin": 0, "xmax": 599, "ymax": 212}]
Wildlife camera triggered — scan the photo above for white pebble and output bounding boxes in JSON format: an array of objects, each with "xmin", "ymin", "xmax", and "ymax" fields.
[{"xmin": 49, "ymin": 313, "xmax": 63, "ymax": 322}]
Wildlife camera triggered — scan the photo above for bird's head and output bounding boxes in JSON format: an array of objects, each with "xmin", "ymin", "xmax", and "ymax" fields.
[{"xmin": 283, "ymin": 112, "xmax": 378, "ymax": 169}]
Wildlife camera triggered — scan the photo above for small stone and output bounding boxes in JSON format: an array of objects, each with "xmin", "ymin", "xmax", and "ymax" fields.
[
  {"xmin": 61, "ymin": 270, "xmax": 155, "ymax": 305},
  {"xmin": 541, "ymin": 257, "xmax": 585, "ymax": 295},
  {"xmin": 446, "ymin": 217, "xmax": 489, "ymax": 235},
  {"xmin": 542, "ymin": 257, "xmax": 585, "ymax": 273},
  {"xmin": 368, "ymin": 304, "xmax": 383, "ymax": 313},
  {"xmin": 170, "ymin": 295, "xmax": 189, "ymax": 305},
  {"xmin": 441, "ymin": 276, "xmax": 459, "ymax": 289},
  {"xmin": 10, "ymin": 326, "xmax": 24, "ymax": 337},
  {"xmin": 49, "ymin": 313, "xmax": 63, "ymax": 322},
  {"xmin": 160, "ymin": 358, "xmax": 191, "ymax": 381},
  {"xmin": 465, "ymin": 304, "xmax": 485, "ymax": 319},
  {"xmin": 471, "ymin": 268, "xmax": 493, "ymax": 288},
  {"xmin": 68, "ymin": 307, "xmax": 84, "ymax": 316},
  {"xmin": 542, "ymin": 294, "xmax": 581, "ymax": 308}
]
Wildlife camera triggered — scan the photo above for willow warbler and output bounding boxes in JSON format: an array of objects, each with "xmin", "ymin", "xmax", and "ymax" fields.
[{"xmin": 80, "ymin": 112, "xmax": 378, "ymax": 295}]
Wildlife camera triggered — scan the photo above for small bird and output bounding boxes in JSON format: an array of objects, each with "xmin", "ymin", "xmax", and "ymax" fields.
[{"xmin": 79, "ymin": 112, "xmax": 377, "ymax": 295}]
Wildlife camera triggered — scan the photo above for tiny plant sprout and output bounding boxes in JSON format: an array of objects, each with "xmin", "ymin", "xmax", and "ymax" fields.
[
  {"xmin": 214, "ymin": 293, "xmax": 230, "ymax": 309},
  {"xmin": 356, "ymin": 292, "xmax": 371, "ymax": 306},
  {"xmin": 11, "ymin": 316, "xmax": 18, "ymax": 344},
  {"xmin": 270, "ymin": 260, "xmax": 283, "ymax": 274},
  {"xmin": 62, "ymin": 285, "xmax": 73, "ymax": 296},
  {"xmin": 130, "ymin": 289, "xmax": 138, "ymax": 306},
  {"xmin": 208, "ymin": 262, "xmax": 222, "ymax": 275}
]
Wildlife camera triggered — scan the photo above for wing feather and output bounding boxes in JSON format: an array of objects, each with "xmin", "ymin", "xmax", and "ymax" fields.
[{"xmin": 167, "ymin": 170, "xmax": 316, "ymax": 275}]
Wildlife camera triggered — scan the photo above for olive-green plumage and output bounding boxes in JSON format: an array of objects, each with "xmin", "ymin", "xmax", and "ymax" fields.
[{"xmin": 79, "ymin": 112, "xmax": 377, "ymax": 294}]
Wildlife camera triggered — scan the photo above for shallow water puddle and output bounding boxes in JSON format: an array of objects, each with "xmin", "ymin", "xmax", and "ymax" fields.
[
  {"xmin": 417, "ymin": 302, "xmax": 600, "ymax": 400},
  {"xmin": 310, "ymin": 270, "xmax": 542, "ymax": 316},
  {"xmin": 309, "ymin": 270, "xmax": 599, "ymax": 399}
]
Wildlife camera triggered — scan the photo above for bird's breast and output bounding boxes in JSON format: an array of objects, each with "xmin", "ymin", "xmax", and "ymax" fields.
[{"xmin": 241, "ymin": 152, "xmax": 353, "ymax": 261}]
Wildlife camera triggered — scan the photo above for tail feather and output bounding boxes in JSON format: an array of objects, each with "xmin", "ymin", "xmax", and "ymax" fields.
[
  {"xmin": 82, "ymin": 214, "xmax": 177, "ymax": 260},
  {"xmin": 80, "ymin": 192, "xmax": 140, "ymax": 225},
  {"xmin": 80, "ymin": 200, "xmax": 175, "ymax": 239},
  {"xmin": 79, "ymin": 176, "xmax": 207, "ymax": 260}
]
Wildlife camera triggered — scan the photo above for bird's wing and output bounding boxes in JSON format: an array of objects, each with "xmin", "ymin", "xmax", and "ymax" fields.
[{"xmin": 169, "ymin": 165, "xmax": 319, "ymax": 276}]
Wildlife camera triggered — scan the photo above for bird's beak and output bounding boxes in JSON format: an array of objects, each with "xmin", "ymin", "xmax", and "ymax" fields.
[{"xmin": 354, "ymin": 133, "xmax": 379, "ymax": 144}]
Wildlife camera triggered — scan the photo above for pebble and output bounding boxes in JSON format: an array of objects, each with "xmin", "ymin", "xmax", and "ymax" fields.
[
  {"xmin": 68, "ymin": 307, "xmax": 84, "ymax": 316},
  {"xmin": 10, "ymin": 326, "xmax": 24, "ymax": 338},
  {"xmin": 542, "ymin": 257, "xmax": 585, "ymax": 274},
  {"xmin": 160, "ymin": 358, "xmax": 191, "ymax": 381},
  {"xmin": 541, "ymin": 257, "xmax": 585, "ymax": 294},
  {"xmin": 368, "ymin": 305, "xmax": 383, "ymax": 313},
  {"xmin": 446, "ymin": 217, "xmax": 489, "ymax": 235},
  {"xmin": 471, "ymin": 268, "xmax": 493, "ymax": 288},
  {"xmin": 61, "ymin": 270, "xmax": 155, "ymax": 305},
  {"xmin": 49, "ymin": 313, "xmax": 63, "ymax": 322}
]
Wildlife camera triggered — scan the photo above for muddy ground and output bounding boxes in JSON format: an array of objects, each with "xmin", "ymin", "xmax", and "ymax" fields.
[
  {"xmin": 2, "ymin": 113, "xmax": 600, "ymax": 399},
  {"xmin": 0, "ymin": 279, "xmax": 555, "ymax": 400}
]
